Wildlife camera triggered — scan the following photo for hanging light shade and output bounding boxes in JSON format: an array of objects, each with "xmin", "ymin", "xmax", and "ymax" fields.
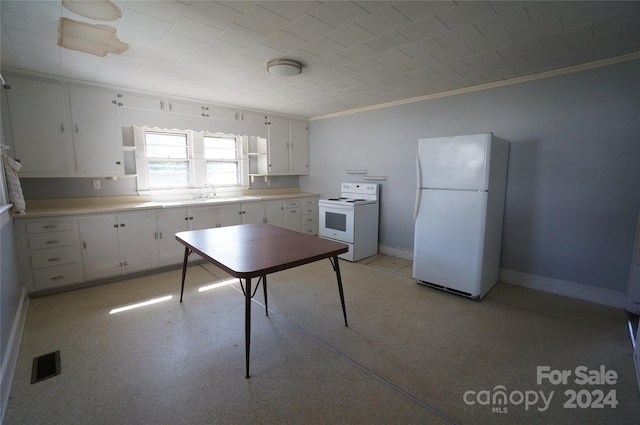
[{"xmin": 266, "ymin": 59, "xmax": 302, "ymax": 77}]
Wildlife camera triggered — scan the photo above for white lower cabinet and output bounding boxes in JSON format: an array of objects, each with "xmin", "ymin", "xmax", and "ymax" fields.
[
  {"xmin": 79, "ymin": 211, "xmax": 159, "ymax": 281},
  {"xmin": 16, "ymin": 197, "xmax": 317, "ymax": 293},
  {"xmin": 190, "ymin": 205, "xmax": 242, "ymax": 230},
  {"xmin": 241, "ymin": 202, "xmax": 265, "ymax": 224},
  {"xmin": 264, "ymin": 200, "xmax": 284, "ymax": 227},
  {"xmin": 300, "ymin": 197, "xmax": 319, "ymax": 235},
  {"xmin": 156, "ymin": 203, "xmax": 261, "ymax": 266},
  {"xmin": 15, "ymin": 218, "xmax": 84, "ymax": 292},
  {"xmin": 283, "ymin": 199, "xmax": 302, "ymax": 231},
  {"xmin": 156, "ymin": 208, "xmax": 189, "ymax": 267}
]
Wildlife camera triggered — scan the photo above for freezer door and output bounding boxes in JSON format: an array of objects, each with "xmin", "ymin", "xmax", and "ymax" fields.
[
  {"xmin": 412, "ymin": 189, "xmax": 488, "ymax": 296},
  {"xmin": 418, "ymin": 134, "xmax": 491, "ymax": 190}
]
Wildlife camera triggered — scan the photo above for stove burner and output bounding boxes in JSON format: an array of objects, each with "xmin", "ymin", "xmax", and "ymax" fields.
[
  {"xmin": 328, "ymin": 197, "xmax": 347, "ymax": 201},
  {"xmin": 348, "ymin": 199, "xmax": 367, "ymax": 202}
]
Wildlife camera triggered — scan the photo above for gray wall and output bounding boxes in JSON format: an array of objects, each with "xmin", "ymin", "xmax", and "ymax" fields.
[{"xmin": 302, "ymin": 59, "xmax": 640, "ymax": 293}]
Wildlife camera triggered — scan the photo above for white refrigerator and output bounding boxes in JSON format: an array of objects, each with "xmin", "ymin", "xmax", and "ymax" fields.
[{"xmin": 412, "ymin": 133, "xmax": 509, "ymax": 299}]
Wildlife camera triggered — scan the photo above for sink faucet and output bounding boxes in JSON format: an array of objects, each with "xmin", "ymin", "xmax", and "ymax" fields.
[{"xmin": 199, "ymin": 183, "xmax": 216, "ymax": 199}]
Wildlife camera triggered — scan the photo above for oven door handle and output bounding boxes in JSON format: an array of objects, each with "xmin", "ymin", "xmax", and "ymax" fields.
[{"xmin": 320, "ymin": 204, "xmax": 353, "ymax": 211}]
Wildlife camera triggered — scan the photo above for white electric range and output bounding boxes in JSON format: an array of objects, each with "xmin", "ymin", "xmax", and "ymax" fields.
[{"xmin": 318, "ymin": 182, "xmax": 379, "ymax": 261}]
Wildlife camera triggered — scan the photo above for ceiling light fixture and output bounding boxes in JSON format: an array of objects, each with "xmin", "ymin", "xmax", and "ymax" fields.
[{"xmin": 266, "ymin": 59, "xmax": 302, "ymax": 77}]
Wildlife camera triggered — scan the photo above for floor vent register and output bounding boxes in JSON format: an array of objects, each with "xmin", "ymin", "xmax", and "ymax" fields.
[{"xmin": 31, "ymin": 351, "xmax": 61, "ymax": 384}]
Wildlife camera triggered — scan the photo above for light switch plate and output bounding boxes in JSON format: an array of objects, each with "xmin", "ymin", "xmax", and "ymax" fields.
[{"xmin": 92, "ymin": 180, "xmax": 101, "ymax": 190}]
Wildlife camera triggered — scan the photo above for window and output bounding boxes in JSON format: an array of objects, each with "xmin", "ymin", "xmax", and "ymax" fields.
[
  {"xmin": 134, "ymin": 126, "xmax": 247, "ymax": 193},
  {"xmin": 145, "ymin": 132, "xmax": 190, "ymax": 189},
  {"xmin": 204, "ymin": 136, "xmax": 239, "ymax": 186}
]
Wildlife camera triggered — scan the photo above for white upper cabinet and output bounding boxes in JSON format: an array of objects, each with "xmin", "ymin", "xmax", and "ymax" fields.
[
  {"xmin": 115, "ymin": 93, "xmax": 164, "ymax": 111},
  {"xmin": 167, "ymin": 100, "xmax": 207, "ymax": 117},
  {"xmin": 5, "ymin": 76, "xmax": 74, "ymax": 174},
  {"xmin": 4, "ymin": 74, "xmax": 305, "ymax": 177},
  {"xmin": 265, "ymin": 116, "xmax": 291, "ymax": 174},
  {"xmin": 289, "ymin": 120, "xmax": 309, "ymax": 174},
  {"xmin": 69, "ymin": 86, "xmax": 123, "ymax": 176},
  {"xmin": 251, "ymin": 117, "xmax": 309, "ymax": 176},
  {"xmin": 5, "ymin": 76, "xmax": 123, "ymax": 177},
  {"xmin": 209, "ymin": 105, "xmax": 238, "ymax": 121}
]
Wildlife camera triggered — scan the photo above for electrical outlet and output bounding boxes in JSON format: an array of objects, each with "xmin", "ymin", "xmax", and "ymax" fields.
[{"xmin": 93, "ymin": 180, "xmax": 101, "ymax": 190}]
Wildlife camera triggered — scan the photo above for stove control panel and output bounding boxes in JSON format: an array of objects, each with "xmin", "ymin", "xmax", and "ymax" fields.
[{"xmin": 341, "ymin": 182, "xmax": 378, "ymax": 195}]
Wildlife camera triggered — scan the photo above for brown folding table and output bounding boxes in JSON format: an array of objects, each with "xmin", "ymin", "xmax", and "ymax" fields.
[{"xmin": 175, "ymin": 223, "xmax": 349, "ymax": 378}]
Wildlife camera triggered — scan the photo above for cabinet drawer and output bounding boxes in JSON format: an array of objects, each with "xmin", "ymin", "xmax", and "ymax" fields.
[
  {"xmin": 302, "ymin": 215, "xmax": 317, "ymax": 226},
  {"xmin": 26, "ymin": 220, "xmax": 73, "ymax": 234},
  {"xmin": 30, "ymin": 250, "xmax": 79, "ymax": 269},
  {"xmin": 28, "ymin": 233, "xmax": 77, "ymax": 250},
  {"xmin": 284, "ymin": 199, "xmax": 301, "ymax": 208},
  {"xmin": 302, "ymin": 206, "xmax": 317, "ymax": 215},
  {"xmin": 33, "ymin": 266, "xmax": 83, "ymax": 291},
  {"xmin": 302, "ymin": 198, "xmax": 317, "ymax": 206},
  {"xmin": 301, "ymin": 225, "xmax": 316, "ymax": 235}
]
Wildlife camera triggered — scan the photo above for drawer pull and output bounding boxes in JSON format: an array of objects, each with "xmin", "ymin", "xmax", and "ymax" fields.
[
  {"xmin": 46, "ymin": 240, "xmax": 60, "ymax": 244},
  {"xmin": 48, "ymin": 257, "xmax": 62, "ymax": 262},
  {"xmin": 51, "ymin": 275, "xmax": 65, "ymax": 280},
  {"xmin": 43, "ymin": 225, "xmax": 58, "ymax": 229}
]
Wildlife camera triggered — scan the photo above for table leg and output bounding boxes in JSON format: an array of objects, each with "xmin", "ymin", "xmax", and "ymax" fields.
[
  {"xmin": 262, "ymin": 275, "xmax": 268, "ymax": 317},
  {"xmin": 244, "ymin": 277, "xmax": 252, "ymax": 379},
  {"xmin": 179, "ymin": 247, "xmax": 192, "ymax": 303},
  {"xmin": 331, "ymin": 256, "xmax": 348, "ymax": 327}
]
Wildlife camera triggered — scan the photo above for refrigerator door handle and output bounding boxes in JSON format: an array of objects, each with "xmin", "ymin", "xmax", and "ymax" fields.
[{"xmin": 414, "ymin": 155, "xmax": 422, "ymax": 222}]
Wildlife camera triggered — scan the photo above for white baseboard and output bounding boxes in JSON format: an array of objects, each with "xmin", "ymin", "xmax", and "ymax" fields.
[
  {"xmin": 1, "ymin": 286, "xmax": 29, "ymax": 424},
  {"xmin": 378, "ymin": 244, "xmax": 413, "ymax": 261},
  {"xmin": 499, "ymin": 268, "xmax": 627, "ymax": 309},
  {"xmin": 378, "ymin": 247, "xmax": 628, "ymax": 309}
]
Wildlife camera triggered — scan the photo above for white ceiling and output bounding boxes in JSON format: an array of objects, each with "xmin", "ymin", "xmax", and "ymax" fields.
[{"xmin": 2, "ymin": 1, "xmax": 640, "ymax": 119}]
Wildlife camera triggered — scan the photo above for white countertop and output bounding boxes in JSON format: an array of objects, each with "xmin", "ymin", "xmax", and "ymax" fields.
[{"xmin": 15, "ymin": 190, "xmax": 320, "ymax": 219}]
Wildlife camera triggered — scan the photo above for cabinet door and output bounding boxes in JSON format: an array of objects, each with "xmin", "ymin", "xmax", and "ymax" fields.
[
  {"xmin": 116, "ymin": 93, "xmax": 164, "ymax": 111},
  {"xmin": 266, "ymin": 116, "xmax": 290, "ymax": 174},
  {"xmin": 264, "ymin": 200, "xmax": 284, "ymax": 227},
  {"xmin": 157, "ymin": 209, "xmax": 189, "ymax": 266},
  {"xmin": 79, "ymin": 215, "xmax": 121, "ymax": 280},
  {"xmin": 239, "ymin": 111, "xmax": 267, "ymax": 138},
  {"xmin": 284, "ymin": 207, "xmax": 301, "ymax": 232},
  {"xmin": 117, "ymin": 212, "xmax": 159, "ymax": 273},
  {"xmin": 69, "ymin": 86, "xmax": 122, "ymax": 176},
  {"xmin": 167, "ymin": 101, "xmax": 205, "ymax": 117},
  {"xmin": 239, "ymin": 111, "xmax": 266, "ymax": 124},
  {"xmin": 241, "ymin": 202, "xmax": 264, "ymax": 224},
  {"xmin": 190, "ymin": 207, "xmax": 217, "ymax": 230},
  {"xmin": 216, "ymin": 204, "xmax": 243, "ymax": 227},
  {"xmin": 208, "ymin": 105, "xmax": 237, "ymax": 121},
  {"xmin": 6, "ymin": 76, "xmax": 73, "ymax": 174},
  {"xmin": 290, "ymin": 120, "xmax": 309, "ymax": 174}
]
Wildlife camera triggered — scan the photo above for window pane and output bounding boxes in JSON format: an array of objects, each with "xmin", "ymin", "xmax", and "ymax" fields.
[
  {"xmin": 148, "ymin": 160, "xmax": 190, "ymax": 188},
  {"xmin": 146, "ymin": 132, "xmax": 188, "ymax": 158},
  {"xmin": 206, "ymin": 161, "xmax": 238, "ymax": 185},
  {"xmin": 204, "ymin": 136, "xmax": 236, "ymax": 159}
]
